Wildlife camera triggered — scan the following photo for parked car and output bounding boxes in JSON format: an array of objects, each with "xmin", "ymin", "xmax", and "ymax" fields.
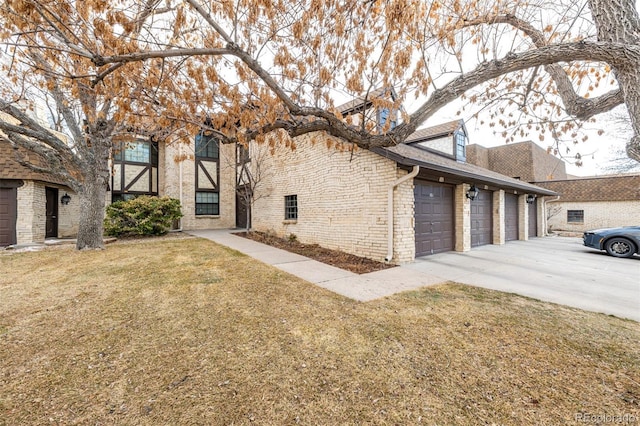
[{"xmin": 583, "ymin": 226, "xmax": 640, "ymax": 258}]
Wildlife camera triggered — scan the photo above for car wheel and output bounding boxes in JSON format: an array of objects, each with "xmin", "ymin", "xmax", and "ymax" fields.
[{"xmin": 604, "ymin": 237, "xmax": 636, "ymax": 258}]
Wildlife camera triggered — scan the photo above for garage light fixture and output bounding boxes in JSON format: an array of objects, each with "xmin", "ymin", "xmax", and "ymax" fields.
[
  {"xmin": 526, "ymin": 194, "xmax": 537, "ymax": 204},
  {"xmin": 466, "ymin": 184, "xmax": 479, "ymax": 201},
  {"xmin": 61, "ymin": 193, "xmax": 71, "ymax": 205}
]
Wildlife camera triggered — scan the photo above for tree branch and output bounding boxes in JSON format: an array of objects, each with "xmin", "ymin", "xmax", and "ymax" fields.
[{"xmin": 463, "ymin": 14, "xmax": 624, "ymax": 120}]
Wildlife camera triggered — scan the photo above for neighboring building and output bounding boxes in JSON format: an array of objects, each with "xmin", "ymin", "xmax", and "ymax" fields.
[
  {"xmin": 466, "ymin": 141, "xmax": 568, "ymax": 182},
  {"xmin": 535, "ymin": 175, "xmax": 640, "ymax": 232},
  {"xmin": 466, "ymin": 141, "xmax": 640, "ymax": 233}
]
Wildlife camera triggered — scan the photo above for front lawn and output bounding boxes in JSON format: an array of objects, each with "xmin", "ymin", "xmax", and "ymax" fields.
[{"xmin": 1, "ymin": 235, "xmax": 638, "ymax": 425}]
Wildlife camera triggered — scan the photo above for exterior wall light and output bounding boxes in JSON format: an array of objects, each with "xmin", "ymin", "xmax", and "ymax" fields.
[
  {"xmin": 526, "ymin": 194, "xmax": 537, "ymax": 204},
  {"xmin": 466, "ymin": 184, "xmax": 479, "ymax": 201},
  {"xmin": 61, "ymin": 193, "xmax": 71, "ymax": 205}
]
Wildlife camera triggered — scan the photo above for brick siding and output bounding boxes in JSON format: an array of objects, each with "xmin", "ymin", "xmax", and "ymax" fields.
[
  {"xmin": 161, "ymin": 141, "xmax": 236, "ymax": 230},
  {"xmin": 250, "ymin": 134, "xmax": 415, "ymax": 263},
  {"xmin": 467, "ymin": 141, "xmax": 567, "ymax": 182},
  {"xmin": 546, "ymin": 200, "xmax": 640, "ymax": 232}
]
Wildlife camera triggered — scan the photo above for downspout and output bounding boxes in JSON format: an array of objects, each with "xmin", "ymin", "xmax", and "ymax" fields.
[
  {"xmin": 385, "ymin": 165, "xmax": 420, "ymax": 262},
  {"xmin": 542, "ymin": 195, "xmax": 561, "ymax": 236},
  {"xmin": 172, "ymin": 143, "xmax": 184, "ymax": 232}
]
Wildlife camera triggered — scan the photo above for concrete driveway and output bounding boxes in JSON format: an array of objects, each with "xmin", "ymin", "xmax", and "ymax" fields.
[{"xmin": 404, "ymin": 236, "xmax": 640, "ymax": 321}]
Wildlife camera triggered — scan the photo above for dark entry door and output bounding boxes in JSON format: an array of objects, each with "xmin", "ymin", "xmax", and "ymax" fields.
[
  {"xmin": 505, "ymin": 193, "xmax": 519, "ymax": 242},
  {"xmin": 235, "ymin": 186, "xmax": 250, "ymax": 229},
  {"xmin": 414, "ymin": 181, "xmax": 454, "ymax": 257},
  {"xmin": 471, "ymin": 189, "xmax": 492, "ymax": 247},
  {"xmin": 0, "ymin": 187, "xmax": 17, "ymax": 246},
  {"xmin": 45, "ymin": 187, "xmax": 58, "ymax": 238},
  {"xmin": 528, "ymin": 199, "xmax": 537, "ymax": 238}
]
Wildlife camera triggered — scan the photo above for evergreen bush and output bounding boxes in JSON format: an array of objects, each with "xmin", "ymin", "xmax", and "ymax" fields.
[{"xmin": 104, "ymin": 196, "xmax": 183, "ymax": 237}]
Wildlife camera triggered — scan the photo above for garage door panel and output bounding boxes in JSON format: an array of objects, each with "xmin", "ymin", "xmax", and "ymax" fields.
[
  {"xmin": 414, "ymin": 182, "xmax": 454, "ymax": 257},
  {"xmin": 505, "ymin": 193, "xmax": 519, "ymax": 242},
  {"xmin": 528, "ymin": 200, "xmax": 537, "ymax": 237},
  {"xmin": 0, "ymin": 188, "xmax": 17, "ymax": 246},
  {"xmin": 470, "ymin": 189, "xmax": 492, "ymax": 247}
]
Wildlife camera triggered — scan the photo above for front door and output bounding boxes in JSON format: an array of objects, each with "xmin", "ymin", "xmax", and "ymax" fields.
[
  {"xmin": 235, "ymin": 185, "xmax": 250, "ymax": 229},
  {"xmin": 45, "ymin": 187, "xmax": 58, "ymax": 238}
]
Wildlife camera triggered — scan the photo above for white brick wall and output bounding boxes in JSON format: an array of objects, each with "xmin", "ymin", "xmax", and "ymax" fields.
[
  {"xmin": 547, "ymin": 200, "xmax": 640, "ymax": 232},
  {"xmin": 15, "ymin": 181, "xmax": 80, "ymax": 244},
  {"xmin": 250, "ymin": 134, "xmax": 414, "ymax": 263},
  {"xmin": 16, "ymin": 181, "xmax": 41, "ymax": 244},
  {"xmin": 161, "ymin": 141, "xmax": 236, "ymax": 230},
  {"xmin": 455, "ymin": 183, "xmax": 471, "ymax": 252}
]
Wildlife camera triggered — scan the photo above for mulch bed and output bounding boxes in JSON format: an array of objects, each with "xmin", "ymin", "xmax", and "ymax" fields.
[{"xmin": 235, "ymin": 231, "xmax": 395, "ymax": 274}]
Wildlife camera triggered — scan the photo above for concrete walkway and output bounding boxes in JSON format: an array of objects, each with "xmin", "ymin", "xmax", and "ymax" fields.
[
  {"xmin": 187, "ymin": 229, "xmax": 443, "ymax": 301},
  {"xmin": 188, "ymin": 229, "xmax": 640, "ymax": 322}
]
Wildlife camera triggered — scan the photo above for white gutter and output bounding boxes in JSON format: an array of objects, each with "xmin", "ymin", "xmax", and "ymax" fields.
[{"xmin": 385, "ymin": 165, "xmax": 420, "ymax": 262}]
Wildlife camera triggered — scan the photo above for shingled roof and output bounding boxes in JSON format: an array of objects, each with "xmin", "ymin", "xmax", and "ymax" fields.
[
  {"xmin": 336, "ymin": 87, "xmax": 397, "ymax": 114},
  {"xmin": 405, "ymin": 120, "xmax": 464, "ymax": 143},
  {"xmin": 0, "ymin": 140, "xmax": 67, "ymax": 186},
  {"xmin": 374, "ymin": 143, "xmax": 557, "ymax": 196}
]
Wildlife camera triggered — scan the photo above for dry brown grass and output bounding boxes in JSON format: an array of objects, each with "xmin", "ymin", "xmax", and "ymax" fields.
[{"xmin": 1, "ymin": 235, "xmax": 638, "ymax": 425}]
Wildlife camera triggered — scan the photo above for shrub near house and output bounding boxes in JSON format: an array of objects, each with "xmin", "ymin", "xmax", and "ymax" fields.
[{"xmin": 104, "ymin": 196, "xmax": 182, "ymax": 237}]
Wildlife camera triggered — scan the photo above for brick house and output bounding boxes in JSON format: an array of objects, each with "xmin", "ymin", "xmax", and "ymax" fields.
[
  {"xmin": 0, "ymin": 141, "xmax": 80, "ymax": 246},
  {"xmin": 243, "ymin": 90, "xmax": 556, "ymax": 263},
  {"xmin": 2, "ymin": 93, "xmax": 559, "ymax": 262},
  {"xmin": 466, "ymin": 141, "xmax": 640, "ymax": 233},
  {"xmin": 535, "ymin": 175, "xmax": 640, "ymax": 232}
]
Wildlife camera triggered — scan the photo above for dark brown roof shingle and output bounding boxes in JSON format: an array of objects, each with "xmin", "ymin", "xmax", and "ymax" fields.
[{"xmin": 0, "ymin": 141, "xmax": 67, "ymax": 185}]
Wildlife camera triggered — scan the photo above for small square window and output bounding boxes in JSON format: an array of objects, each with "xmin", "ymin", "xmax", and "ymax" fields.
[
  {"xmin": 284, "ymin": 195, "xmax": 298, "ymax": 220},
  {"xmin": 567, "ymin": 210, "xmax": 584, "ymax": 223}
]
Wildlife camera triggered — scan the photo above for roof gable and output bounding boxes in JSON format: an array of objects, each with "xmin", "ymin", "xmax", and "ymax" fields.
[
  {"xmin": 336, "ymin": 87, "xmax": 397, "ymax": 115},
  {"xmin": 406, "ymin": 119, "xmax": 466, "ymax": 143}
]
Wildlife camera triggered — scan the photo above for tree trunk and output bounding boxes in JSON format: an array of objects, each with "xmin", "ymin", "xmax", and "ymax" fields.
[
  {"xmin": 76, "ymin": 177, "xmax": 108, "ymax": 250},
  {"xmin": 75, "ymin": 135, "xmax": 111, "ymax": 250},
  {"xmin": 590, "ymin": 0, "xmax": 640, "ymax": 162}
]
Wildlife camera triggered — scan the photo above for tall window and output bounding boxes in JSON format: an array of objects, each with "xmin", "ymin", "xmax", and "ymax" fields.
[
  {"xmin": 455, "ymin": 132, "xmax": 466, "ymax": 162},
  {"xmin": 285, "ymin": 195, "xmax": 298, "ymax": 220},
  {"xmin": 111, "ymin": 140, "xmax": 158, "ymax": 202},
  {"xmin": 195, "ymin": 131, "xmax": 220, "ymax": 215},
  {"xmin": 114, "ymin": 140, "xmax": 158, "ymax": 164},
  {"xmin": 567, "ymin": 210, "xmax": 584, "ymax": 223},
  {"xmin": 195, "ymin": 131, "xmax": 219, "ymax": 159}
]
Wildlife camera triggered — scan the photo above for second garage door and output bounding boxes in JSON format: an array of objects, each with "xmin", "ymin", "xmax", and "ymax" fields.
[
  {"xmin": 471, "ymin": 189, "xmax": 492, "ymax": 247},
  {"xmin": 505, "ymin": 193, "xmax": 519, "ymax": 242},
  {"xmin": 414, "ymin": 181, "xmax": 454, "ymax": 257}
]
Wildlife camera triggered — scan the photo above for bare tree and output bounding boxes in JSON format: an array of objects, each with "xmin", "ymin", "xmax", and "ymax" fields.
[
  {"xmin": 234, "ymin": 142, "xmax": 272, "ymax": 232},
  {"xmin": 546, "ymin": 204, "xmax": 563, "ymax": 232},
  {"xmin": 2, "ymin": 0, "xmax": 640, "ymax": 247}
]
